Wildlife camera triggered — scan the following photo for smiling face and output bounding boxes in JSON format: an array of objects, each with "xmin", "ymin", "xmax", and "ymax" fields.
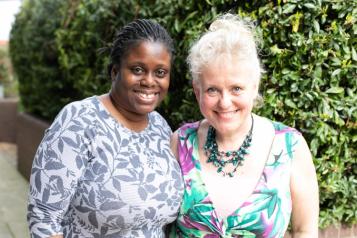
[
  {"xmin": 110, "ymin": 41, "xmax": 171, "ymax": 119},
  {"xmin": 193, "ymin": 58, "xmax": 259, "ymax": 135}
]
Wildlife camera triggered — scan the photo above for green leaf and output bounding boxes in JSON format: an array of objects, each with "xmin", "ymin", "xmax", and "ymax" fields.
[
  {"xmin": 325, "ymin": 87, "xmax": 344, "ymax": 94},
  {"xmin": 331, "ymin": 69, "xmax": 341, "ymax": 78},
  {"xmin": 284, "ymin": 99, "xmax": 297, "ymax": 109},
  {"xmin": 352, "ymin": 47, "xmax": 357, "ymax": 61},
  {"xmin": 174, "ymin": 18, "xmax": 180, "ymax": 32},
  {"xmin": 304, "ymin": 3, "xmax": 316, "ymax": 9},
  {"xmin": 270, "ymin": 44, "xmax": 283, "ymax": 55},
  {"xmin": 313, "ymin": 20, "xmax": 320, "ymax": 33},
  {"xmin": 282, "ymin": 4, "xmax": 296, "ymax": 14}
]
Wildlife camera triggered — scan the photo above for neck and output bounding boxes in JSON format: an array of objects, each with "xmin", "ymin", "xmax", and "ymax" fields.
[
  {"xmin": 203, "ymin": 114, "xmax": 254, "ymax": 177},
  {"xmin": 107, "ymin": 92, "xmax": 149, "ymax": 131},
  {"xmin": 215, "ymin": 115, "xmax": 253, "ymax": 151}
]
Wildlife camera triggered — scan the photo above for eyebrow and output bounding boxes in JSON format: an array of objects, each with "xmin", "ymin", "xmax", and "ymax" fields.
[{"xmin": 127, "ymin": 61, "xmax": 170, "ymax": 68}]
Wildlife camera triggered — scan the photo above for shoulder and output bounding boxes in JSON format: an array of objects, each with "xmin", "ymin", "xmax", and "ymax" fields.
[
  {"xmin": 170, "ymin": 120, "xmax": 200, "ymax": 158},
  {"xmin": 255, "ymin": 115, "xmax": 305, "ymax": 155},
  {"xmin": 47, "ymin": 96, "xmax": 98, "ymax": 136},
  {"xmin": 149, "ymin": 111, "xmax": 169, "ymax": 125},
  {"xmin": 171, "ymin": 121, "xmax": 200, "ymax": 146},
  {"xmin": 176, "ymin": 121, "xmax": 201, "ymax": 138},
  {"xmin": 149, "ymin": 111, "xmax": 173, "ymax": 136},
  {"xmin": 267, "ymin": 118, "xmax": 309, "ymax": 160},
  {"xmin": 270, "ymin": 120, "xmax": 301, "ymax": 136},
  {"xmin": 251, "ymin": 114, "xmax": 299, "ymax": 141},
  {"xmin": 54, "ymin": 96, "xmax": 98, "ymax": 122},
  {"xmin": 268, "ymin": 119, "xmax": 303, "ymax": 144}
]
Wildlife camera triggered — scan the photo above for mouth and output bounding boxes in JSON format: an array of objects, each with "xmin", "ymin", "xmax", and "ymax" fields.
[
  {"xmin": 134, "ymin": 90, "xmax": 159, "ymax": 103},
  {"xmin": 215, "ymin": 109, "xmax": 240, "ymax": 119}
]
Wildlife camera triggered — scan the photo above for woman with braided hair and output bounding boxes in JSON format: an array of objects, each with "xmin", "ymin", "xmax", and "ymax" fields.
[{"xmin": 28, "ymin": 19, "xmax": 183, "ymax": 238}]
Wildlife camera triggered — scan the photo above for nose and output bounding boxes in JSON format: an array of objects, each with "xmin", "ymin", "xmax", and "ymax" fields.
[
  {"xmin": 218, "ymin": 92, "xmax": 232, "ymax": 110},
  {"xmin": 140, "ymin": 73, "xmax": 155, "ymax": 87}
]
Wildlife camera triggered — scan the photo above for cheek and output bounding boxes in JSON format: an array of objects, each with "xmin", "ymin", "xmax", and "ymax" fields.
[
  {"xmin": 160, "ymin": 78, "xmax": 170, "ymax": 92},
  {"xmin": 112, "ymin": 79, "xmax": 122, "ymax": 92},
  {"xmin": 239, "ymin": 94, "xmax": 255, "ymax": 109},
  {"xmin": 156, "ymin": 79, "xmax": 170, "ymax": 101},
  {"xmin": 199, "ymin": 95, "xmax": 217, "ymax": 110}
]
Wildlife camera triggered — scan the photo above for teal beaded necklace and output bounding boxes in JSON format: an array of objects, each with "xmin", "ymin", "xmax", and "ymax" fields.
[{"xmin": 204, "ymin": 115, "xmax": 254, "ymax": 177}]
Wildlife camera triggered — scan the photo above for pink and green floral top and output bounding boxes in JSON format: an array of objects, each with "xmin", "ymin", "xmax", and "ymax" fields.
[{"xmin": 169, "ymin": 119, "xmax": 301, "ymax": 238}]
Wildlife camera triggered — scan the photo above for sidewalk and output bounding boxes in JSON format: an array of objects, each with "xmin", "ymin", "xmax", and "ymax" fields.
[{"xmin": 0, "ymin": 143, "xmax": 30, "ymax": 238}]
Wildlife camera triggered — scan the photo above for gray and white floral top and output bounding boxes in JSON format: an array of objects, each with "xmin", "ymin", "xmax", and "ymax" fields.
[{"xmin": 28, "ymin": 96, "xmax": 183, "ymax": 238}]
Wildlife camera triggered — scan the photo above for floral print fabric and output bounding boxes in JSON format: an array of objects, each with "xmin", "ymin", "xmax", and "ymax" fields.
[
  {"xmin": 170, "ymin": 118, "xmax": 301, "ymax": 238},
  {"xmin": 28, "ymin": 96, "xmax": 183, "ymax": 238}
]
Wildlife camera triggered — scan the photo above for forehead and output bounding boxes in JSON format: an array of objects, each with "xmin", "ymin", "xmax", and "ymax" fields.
[
  {"xmin": 125, "ymin": 41, "xmax": 171, "ymax": 60},
  {"xmin": 200, "ymin": 58, "xmax": 258, "ymax": 85}
]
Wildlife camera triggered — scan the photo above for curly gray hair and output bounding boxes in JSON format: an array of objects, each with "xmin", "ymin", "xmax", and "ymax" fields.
[{"xmin": 188, "ymin": 13, "xmax": 262, "ymax": 86}]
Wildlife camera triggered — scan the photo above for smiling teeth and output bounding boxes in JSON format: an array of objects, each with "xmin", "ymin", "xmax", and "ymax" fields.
[
  {"xmin": 221, "ymin": 112, "xmax": 235, "ymax": 116},
  {"xmin": 218, "ymin": 110, "xmax": 238, "ymax": 118},
  {"xmin": 139, "ymin": 93, "xmax": 155, "ymax": 99}
]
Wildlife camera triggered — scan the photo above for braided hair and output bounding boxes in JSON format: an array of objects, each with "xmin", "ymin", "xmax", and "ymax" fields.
[{"xmin": 107, "ymin": 19, "xmax": 174, "ymax": 79}]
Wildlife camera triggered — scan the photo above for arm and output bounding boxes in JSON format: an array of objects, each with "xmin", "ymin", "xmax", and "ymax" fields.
[
  {"xmin": 170, "ymin": 130, "xmax": 179, "ymax": 159},
  {"xmin": 28, "ymin": 104, "xmax": 91, "ymax": 237},
  {"xmin": 290, "ymin": 135, "xmax": 319, "ymax": 238}
]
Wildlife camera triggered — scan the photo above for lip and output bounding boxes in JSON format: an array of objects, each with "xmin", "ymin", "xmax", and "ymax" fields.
[
  {"xmin": 215, "ymin": 109, "xmax": 240, "ymax": 119},
  {"xmin": 134, "ymin": 89, "xmax": 159, "ymax": 104}
]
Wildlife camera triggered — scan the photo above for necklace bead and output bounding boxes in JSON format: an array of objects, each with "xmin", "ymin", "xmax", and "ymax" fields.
[{"xmin": 204, "ymin": 115, "xmax": 254, "ymax": 177}]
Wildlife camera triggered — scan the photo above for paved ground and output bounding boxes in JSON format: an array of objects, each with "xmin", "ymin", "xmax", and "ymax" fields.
[{"xmin": 0, "ymin": 143, "xmax": 30, "ymax": 238}]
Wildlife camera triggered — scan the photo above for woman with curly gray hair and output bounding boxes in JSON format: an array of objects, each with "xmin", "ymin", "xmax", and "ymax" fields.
[{"xmin": 169, "ymin": 13, "xmax": 319, "ymax": 237}]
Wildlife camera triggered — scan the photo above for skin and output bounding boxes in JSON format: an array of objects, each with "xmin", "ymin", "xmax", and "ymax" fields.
[
  {"xmin": 48, "ymin": 41, "xmax": 171, "ymax": 238},
  {"xmin": 193, "ymin": 58, "xmax": 258, "ymax": 143},
  {"xmin": 102, "ymin": 40, "xmax": 171, "ymax": 132},
  {"xmin": 171, "ymin": 58, "xmax": 319, "ymax": 236},
  {"xmin": 290, "ymin": 136, "xmax": 319, "ymax": 237}
]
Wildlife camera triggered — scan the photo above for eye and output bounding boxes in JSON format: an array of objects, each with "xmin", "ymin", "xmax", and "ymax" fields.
[
  {"xmin": 232, "ymin": 86, "xmax": 241, "ymax": 94},
  {"xmin": 131, "ymin": 66, "xmax": 144, "ymax": 75},
  {"xmin": 155, "ymin": 69, "xmax": 168, "ymax": 78},
  {"xmin": 207, "ymin": 87, "xmax": 218, "ymax": 95}
]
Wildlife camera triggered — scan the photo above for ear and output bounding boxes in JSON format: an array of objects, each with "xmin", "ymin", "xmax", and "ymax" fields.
[
  {"xmin": 253, "ymin": 82, "xmax": 259, "ymax": 98},
  {"xmin": 192, "ymin": 80, "xmax": 201, "ymax": 102},
  {"xmin": 111, "ymin": 66, "xmax": 119, "ymax": 82}
]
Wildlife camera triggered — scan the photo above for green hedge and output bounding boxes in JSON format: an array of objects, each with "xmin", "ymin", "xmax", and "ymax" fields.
[
  {"xmin": 0, "ymin": 48, "xmax": 9, "ymax": 86},
  {"xmin": 0, "ymin": 46, "xmax": 17, "ymax": 97},
  {"xmin": 255, "ymin": 1, "xmax": 356, "ymax": 226},
  {"xmin": 9, "ymin": 0, "xmax": 74, "ymax": 118},
  {"xmin": 10, "ymin": 0, "xmax": 356, "ymax": 228}
]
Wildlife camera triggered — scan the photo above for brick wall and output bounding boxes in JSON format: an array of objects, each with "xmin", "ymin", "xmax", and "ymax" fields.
[
  {"xmin": 284, "ymin": 224, "xmax": 356, "ymax": 238},
  {"xmin": 319, "ymin": 224, "xmax": 356, "ymax": 238}
]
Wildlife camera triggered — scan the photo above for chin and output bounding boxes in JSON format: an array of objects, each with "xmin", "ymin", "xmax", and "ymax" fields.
[
  {"xmin": 206, "ymin": 117, "xmax": 242, "ymax": 133},
  {"xmin": 214, "ymin": 125, "xmax": 236, "ymax": 134},
  {"xmin": 210, "ymin": 115, "xmax": 239, "ymax": 125},
  {"xmin": 135, "ymin": 105, "xmax": 158, "ymax": 115}
]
